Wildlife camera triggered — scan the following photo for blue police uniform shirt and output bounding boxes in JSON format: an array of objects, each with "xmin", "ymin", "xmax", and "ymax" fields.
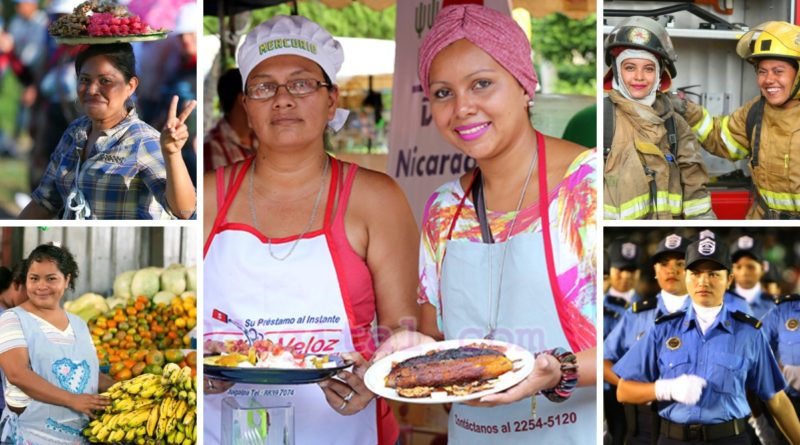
[
  {"xmin": 748, "ymin": 291, "xmax": 776, "ymax": 321},
  {"xmin": 604, "ymin": 292, "xmax": 641, "ymax": 339},
  {"xmin": 761, "ymin": 300, "xmax": 800, "ymax": 397},
  {"xmin": 613, "ymin": 303, "xmax": 786, "ymax": 424},
  {"xmin": 725, "ymin": 291, "xmax": 753, "ymax": 316},
  {"xmin": 606, "ymin": 293, "xmax": 749, "ymax": 363},
  {"xmin": 605, "ymin": 293, "xmax": 675, "ymax": 363}
]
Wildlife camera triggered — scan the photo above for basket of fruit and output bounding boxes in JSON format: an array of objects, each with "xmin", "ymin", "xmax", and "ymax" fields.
[{"xmin": 49, "ymin": 0, "xmax": 167, "ymax": 44}]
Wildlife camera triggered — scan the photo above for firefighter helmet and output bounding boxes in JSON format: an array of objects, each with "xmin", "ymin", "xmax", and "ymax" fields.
[
  {"xmin": 737, "ymin": 21, "xmax": 800, "ymax": 102},
  {"xmin": 604, "ymin": 16, "xmax": 678, "ymax": 78}
]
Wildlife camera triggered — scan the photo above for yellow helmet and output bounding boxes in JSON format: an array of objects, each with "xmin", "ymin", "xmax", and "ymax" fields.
[{"xmin": 737, "ymin": 21, "xmax": 800, "ymax": 101}]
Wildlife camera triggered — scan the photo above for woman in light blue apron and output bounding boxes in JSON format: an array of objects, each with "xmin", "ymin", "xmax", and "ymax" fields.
[
  {"xmin": 374, "ymin": 5, "xmax": 598, "ymax": 444},
  {"xmin": 0, "ymin": 244, "xmax": 112, "ymax": 444}
]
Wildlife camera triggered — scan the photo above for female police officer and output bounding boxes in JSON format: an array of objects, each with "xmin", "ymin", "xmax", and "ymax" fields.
[
  {"xmin": 605, "ymin": 233, "xmax": 691, "ymax": 445},
  {"xmin": 762, "ymin": 293, "xmax": 800, "ymax": 417},
  {"xmin": 613, "ymin": 235, "xmax": 800, "ymax": 444}
]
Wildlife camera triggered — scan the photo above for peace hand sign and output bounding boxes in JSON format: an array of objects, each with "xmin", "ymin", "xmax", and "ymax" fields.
[{"xmin": 160, "ymin": 95, "xmax": 197, "ymax": 156}]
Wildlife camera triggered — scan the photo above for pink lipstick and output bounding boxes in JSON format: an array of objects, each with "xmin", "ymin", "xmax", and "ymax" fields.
[{"xmin": 454, "ymin": 122, "xmax": 491, "ymax": 141}]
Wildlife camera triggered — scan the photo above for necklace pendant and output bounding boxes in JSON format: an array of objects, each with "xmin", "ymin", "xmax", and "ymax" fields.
[{"xmin": 484, "ymin": 329, "xmax": 495, "ymax": 340}]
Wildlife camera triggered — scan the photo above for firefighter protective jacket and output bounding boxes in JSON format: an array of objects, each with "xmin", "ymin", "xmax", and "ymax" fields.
[
  {"xmin": 686, "ymin": 97, "xmax": 800, "ymax": 218},
  {"xmin": 604, "ymin": 90, "xmax": 713, "ymax": 219}
]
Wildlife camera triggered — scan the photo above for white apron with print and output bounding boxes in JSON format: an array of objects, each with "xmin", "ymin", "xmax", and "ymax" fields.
[
  {"xmin": 204, "ymin": 230, "xmax": 378, "ymax": 445},
  {"xmin": 441, "ymin": 233, "xmax": 595, "ymax": 444},
  {"xmin": 0, "ymin": 308, "xmax": 98, "ymax": 445}
]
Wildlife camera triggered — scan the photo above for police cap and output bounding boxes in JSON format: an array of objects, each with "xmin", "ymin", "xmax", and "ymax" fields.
[
  {"xmin": 653, "ymin": 233, "xmax": 689, "ymax": 263},
  {"xmin": 608, "ymin": 238, "xmax": 641, "ymax": 270},
  {"xmin": 762, "ymin": 260, "xmax": 781, "ymax": 285},
  {"xmin": 730, "ymin": 235, "xmax": 763, "ymax": 263},
  {"xmin": 685, "ymin": 237, "xmax": 731, "ymax": 271}
]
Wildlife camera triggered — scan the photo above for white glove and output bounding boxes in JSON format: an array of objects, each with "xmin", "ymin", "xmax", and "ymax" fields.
[
  {"xmin": 654, "ymin": 374, "xmax": 706, "ymax": 405},
  {"xmin": 783, "ymin": 365, "xmax": 800, "ymax": 391},
  {"xmin": 748, "ymin": 415, "xmax": 781, "ymax": 445}
]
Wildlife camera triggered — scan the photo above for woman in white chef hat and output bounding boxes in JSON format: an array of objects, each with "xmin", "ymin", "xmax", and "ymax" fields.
[{"xmin": 202, "ymin": 14, "xmax": 419, "ymax": 445}]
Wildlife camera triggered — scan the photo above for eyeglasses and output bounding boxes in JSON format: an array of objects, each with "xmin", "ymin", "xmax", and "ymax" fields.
[{"xmin": 245, "ymin": 79, "xmax": 331, "ymax": 100}]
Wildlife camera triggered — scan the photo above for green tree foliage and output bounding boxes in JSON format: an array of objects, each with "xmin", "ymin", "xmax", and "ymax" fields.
[
  {"xmin": 531, "ymin": 13, "xmax": 596, "ymax": 95},
  {"xmin": 204, "ymin": 1, "xmax": 396, "ymax": 39}
]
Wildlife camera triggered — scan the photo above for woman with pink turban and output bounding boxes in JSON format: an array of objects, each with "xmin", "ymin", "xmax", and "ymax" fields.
[{"xmin": 375, "ymin": 4, "xmax": 597, "ymax": 444}]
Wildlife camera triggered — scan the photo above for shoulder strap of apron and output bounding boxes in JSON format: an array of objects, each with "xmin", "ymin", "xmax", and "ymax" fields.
[
  {"xmin": 446, "ymin": 170, "xmax": 479, "ymax": 241},
  {"xmin": 321, "ymin": 157, "xmax": 341, "ymax": 230},
  {"xmin": 537, "ymin": 131, "xmax": 583, "ymax": 352}
]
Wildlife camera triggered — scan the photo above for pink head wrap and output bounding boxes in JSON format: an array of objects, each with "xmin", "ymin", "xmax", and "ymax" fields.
[{"xmin": 418, "ymin": 4, "xmax": 538, "ymax": 100}]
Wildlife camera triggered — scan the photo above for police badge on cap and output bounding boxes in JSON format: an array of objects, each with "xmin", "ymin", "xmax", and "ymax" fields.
[
  {"xmin": 738, "ymin": 236, "xmax": 754, "ymax": 249},
  {"xmin": 622, "ymin": 243, "xmax": 637, "ymax": 259},
  {"xmin": 698, "ymin": 238, "xmax": 716, "ymax": 255},
  {"xmin": 699, "ymin": 230, "xmax": 715, "ymax": 240},
  {"xmin": 664, "ymin": 234, "xmax": 682, "ymax": 249}
]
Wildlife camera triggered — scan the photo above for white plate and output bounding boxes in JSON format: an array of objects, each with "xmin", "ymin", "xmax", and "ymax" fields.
[{"xmin": 364, "ymin": 339, "xmax": 534, "ymax": 404}]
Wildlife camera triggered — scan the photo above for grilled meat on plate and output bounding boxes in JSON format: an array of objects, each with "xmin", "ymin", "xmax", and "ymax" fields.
[{"xmin": 385, "ymin": 344, "xmax": 513, "ymax": 390}]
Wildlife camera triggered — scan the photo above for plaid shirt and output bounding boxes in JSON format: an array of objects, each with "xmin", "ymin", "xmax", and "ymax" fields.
[
  {"xmin": 203, "ymin": 117, "xmax": 256, "ymax": 172},
  {"xmin": 31, "ymin": 108, "xmax": 177, "ymax": 219}
]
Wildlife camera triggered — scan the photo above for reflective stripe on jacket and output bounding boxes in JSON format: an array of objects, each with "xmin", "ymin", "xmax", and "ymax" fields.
[{"xmin": 686, "ymin": 97, "xmax": 800, "ymax": 216}]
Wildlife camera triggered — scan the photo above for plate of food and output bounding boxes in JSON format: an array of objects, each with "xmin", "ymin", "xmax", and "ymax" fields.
[
  {"xmin": 49, "ymin": 0, "xmax": 167, "ymax": 44},
  {"xmin": 203, "ymin": 339, "xmax": 353, "ymax": 385},
  {"xmin": 364, "ymin": 339, "xmax": 534, "ymax": 404}
]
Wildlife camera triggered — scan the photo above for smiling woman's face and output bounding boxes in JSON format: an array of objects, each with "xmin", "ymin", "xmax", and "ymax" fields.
[
  {"xmin": 427, "ymin": 39, "xmax": 531, "ymax": 162},
  {"xmin": 619, "ymin": 58, "xmax": 657, "ymax": 100},
  {"xmin": 77, "ymin": 54, "xmax": 137, "ymax": 123},
  {"xmin": 26, "ymin": 260, "xmax": 69, "ymax": 311},
  {"xmin": 757, "ymin": 58, "xmax": 798, "ymax": 108}
]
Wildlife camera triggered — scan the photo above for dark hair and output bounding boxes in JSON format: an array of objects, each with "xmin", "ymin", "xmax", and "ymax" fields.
[
  {"xmin": 11, "ymin": 262, "xmax": 25, "ymax": 286},
  {"xmin": 0, "ymin": 267, "xmax": 11, "ymax": 293},
  {"xmin": 75, "ymin": 43, "xmax": 137, "ymax": 81},
  {"xmin": 23, "ymin": 244, "xmax": 79, "ymax": 291},
  {"xmin": 0, "ymin": 263, "xmax": 25, "ymax": 293},
  {"xmin": 217, "ymin": 68, "xmax": 243, "ymax": 116}
]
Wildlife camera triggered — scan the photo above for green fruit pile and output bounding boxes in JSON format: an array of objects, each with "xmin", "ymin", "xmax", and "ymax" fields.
[{"xmin": 84, "ymin": 363, "xmax": 196, "ymax": 444}]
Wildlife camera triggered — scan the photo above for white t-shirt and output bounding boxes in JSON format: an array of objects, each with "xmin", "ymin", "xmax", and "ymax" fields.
[{"xmin": 0, "ymin": 310, "xmax": 76, "ymax": 408}]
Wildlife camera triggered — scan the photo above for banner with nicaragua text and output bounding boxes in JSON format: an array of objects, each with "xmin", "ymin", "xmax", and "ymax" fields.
[{"xmin": 387, "ymin": 0, "xmax": 513, "ymax": 223}]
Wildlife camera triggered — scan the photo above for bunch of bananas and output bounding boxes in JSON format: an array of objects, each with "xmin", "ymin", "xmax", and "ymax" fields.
[{"xmin": 84, "ymin": 363, "xmax": 196, "ymax": 444}]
